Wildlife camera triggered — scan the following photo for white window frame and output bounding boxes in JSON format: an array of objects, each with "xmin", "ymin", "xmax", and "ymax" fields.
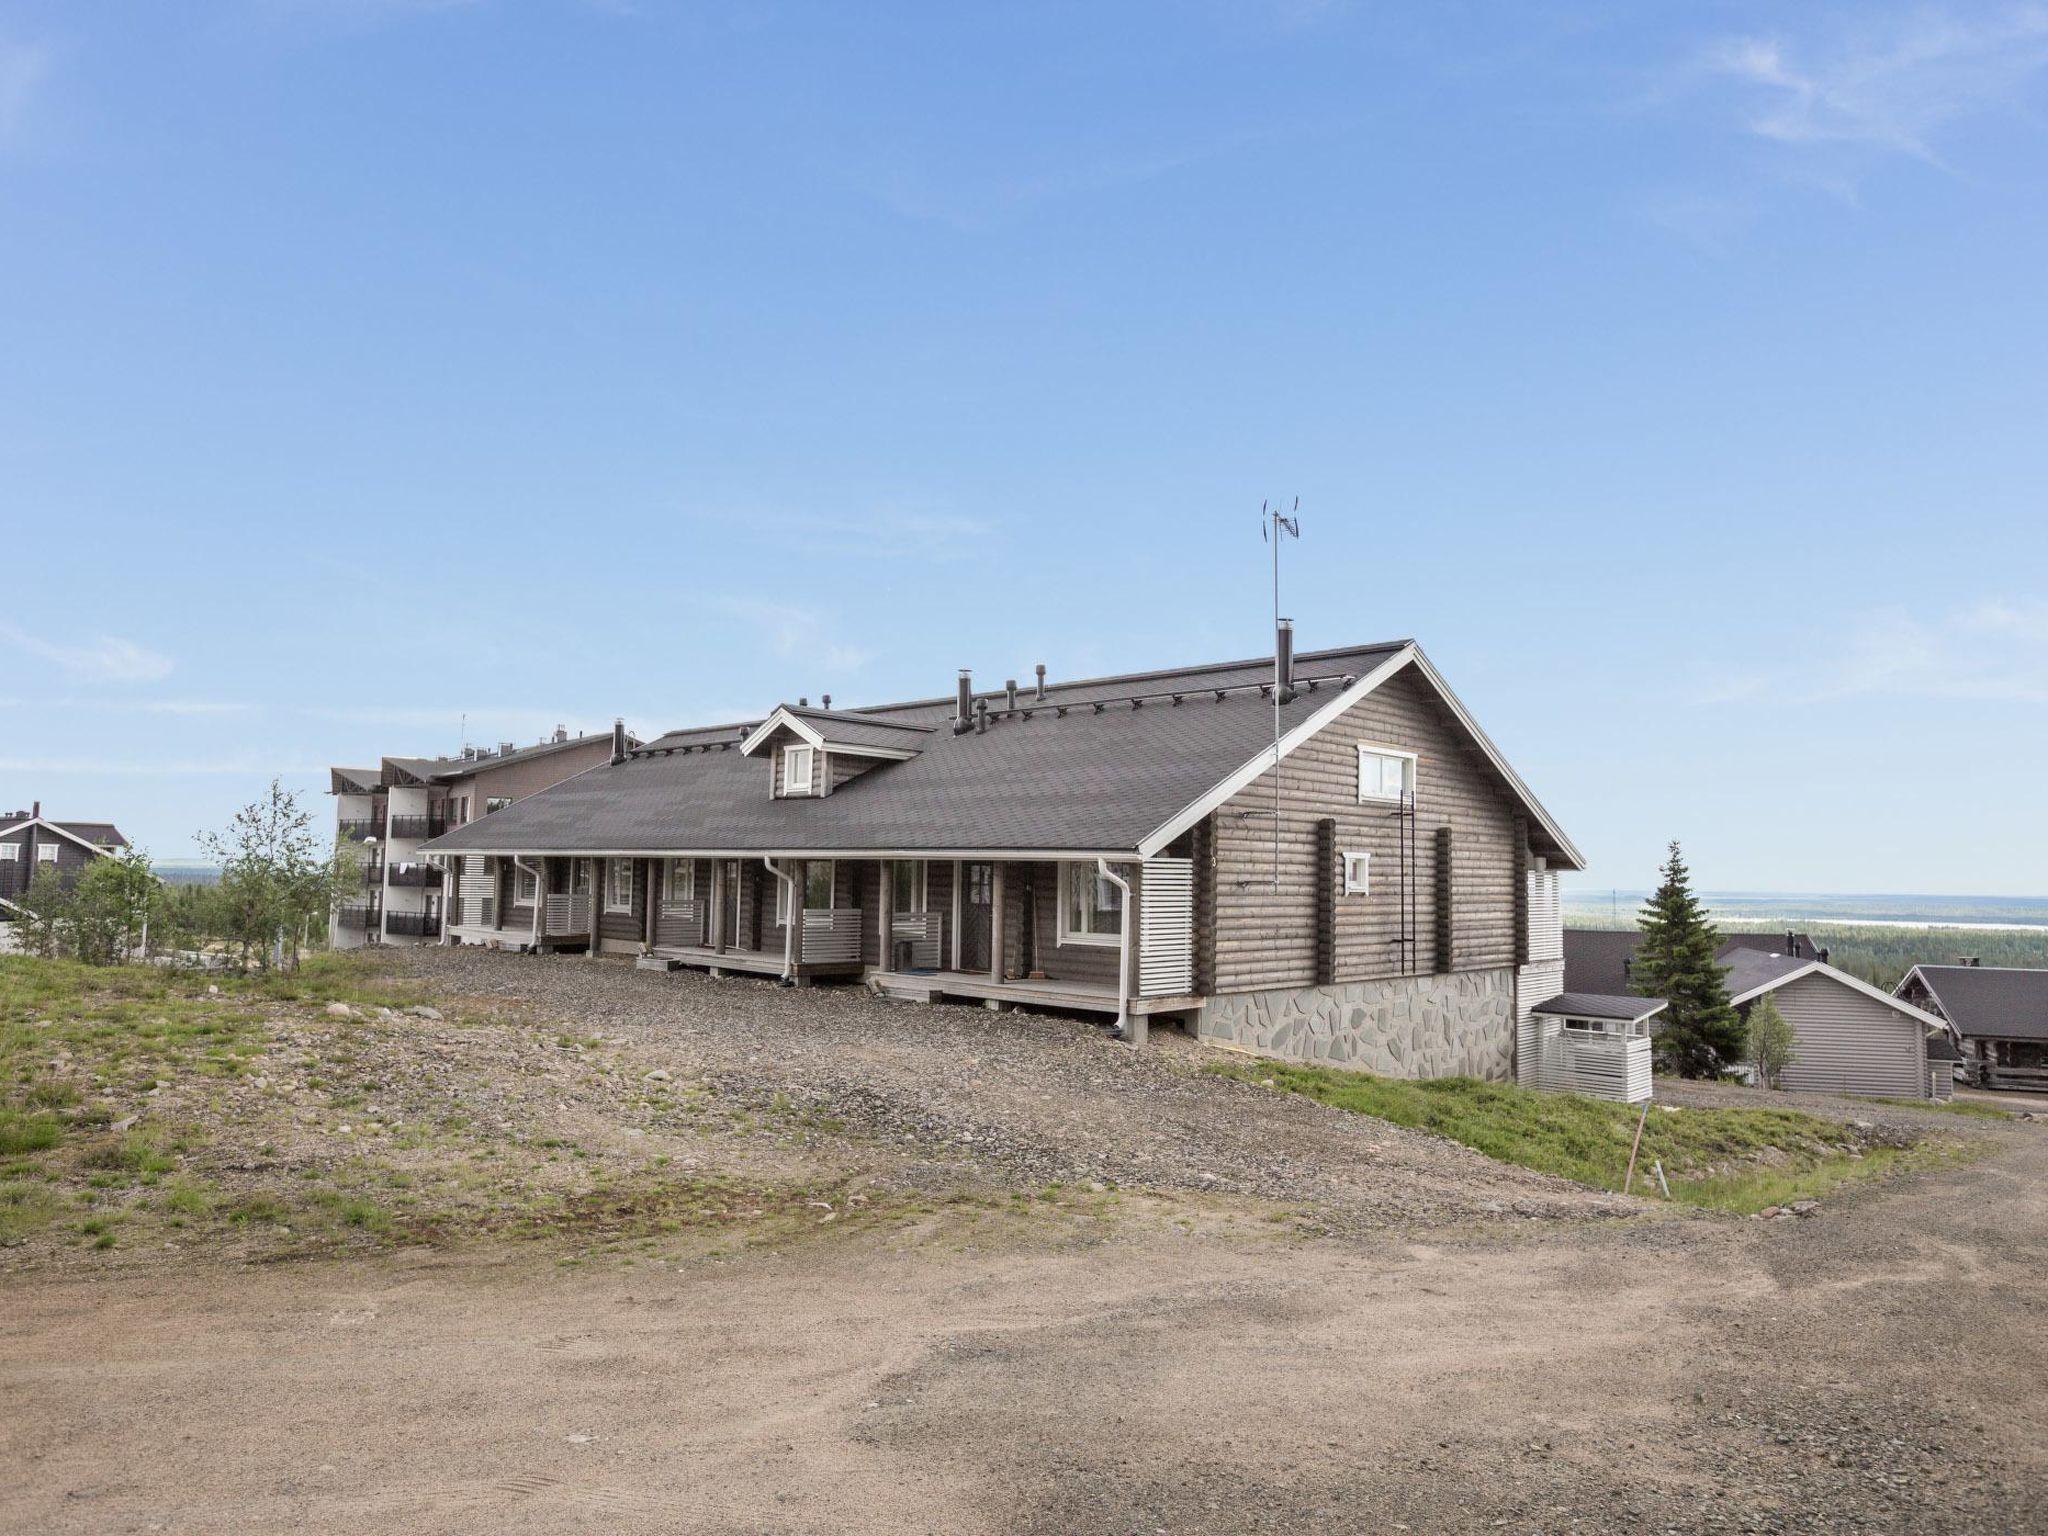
[
  {"xmin": 0, "ymin": 844, "xmax": 17, "ymax": 862},
  {"xmin": 1342, "ymin": 850, "xmax": 1372, "ymax": 896},
  {"xmin": 1056, "ymin": 860, "xmax": 1124, "ymax": 948},
  {"xmin": 891, "ymin": 859, "xmax": 928, "ymax": 916},
  {"xmin": 37, "ymin": 843, "xmax": 59, "ymax": 864},
  {"xmin": 775, "ymin": 861, "xmax": 834, "ymax": 925},
  {"xmin": 604, "ymin": 857, "xmax": 635, "ymax": 914},
  {"xmin": 1357, "ymin": 744, "xmax": 1417, "ymax": 804},
  {"xmin": 662, "ymin": 858, "xmax": 696, "ymax": 905},
  {"xmin": 515, "ymin": 865, "xmax": 539, "ymax": 903},
  {"xmin": 782, "ymin": 744, "xmax": 815, "ymax": 797}
]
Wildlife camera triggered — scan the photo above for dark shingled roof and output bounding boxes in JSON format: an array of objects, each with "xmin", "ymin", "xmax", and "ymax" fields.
[
  {"xmin": 1720, "ymin": 949, "xmax": 1815, "ymax": 997},
  {"xmin": 420, "ymin": 641, "xmax": 1578, "ymax": 863},
  {"xmin": 749, "ymin": 707, "xmax": 936, "ymax": 754},
  {"xmin": 1926, "ymin": 1032, "xmax": 1963, "ymax": 1062},
  {"xmin": 1905, "ymin": 966, "xmax": 2048, "ymax": 1043},
  {"xmin": 56, "ymin": 821, "xmax": 127, "ymax": 849},
  {"xmin": 1563, "ymin": 928, "xmax": 1825, "ymax": 998},
  {"xmin": 1533, "ymin": 992, "xmax": 1668, "ymax": 1022}
]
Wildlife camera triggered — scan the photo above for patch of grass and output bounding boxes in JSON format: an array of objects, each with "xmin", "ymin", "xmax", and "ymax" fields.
[
  {"xmin": 79, "ymin": 1130, "xmax": 178, "ymax": 1176},
  {"xmin": 1209, "ymin": 1060, "xmax": 1952, "ymax": 1215},
  {"xmin": 0, "ymin": 1179, "xmax": 61, "ymax": 1243},
  {"xmin": 0, "ymin": 1107, "xmax": 63, "ymax": 1156},
  {"xmin": 1874, "ymin": 1096, "xmax": 2011, "ymax": 1120}
]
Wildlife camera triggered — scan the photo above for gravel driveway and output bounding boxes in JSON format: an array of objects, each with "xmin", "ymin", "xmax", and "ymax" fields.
[{"xmin": 398, "ymin": 948, "xmax": 1633, "ymax": 1232}]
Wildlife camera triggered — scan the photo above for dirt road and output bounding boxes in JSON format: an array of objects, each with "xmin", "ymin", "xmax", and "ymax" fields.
[{"xmin": 8, "ymin": 1098, "xmax": 2045, "ymax": 1534}]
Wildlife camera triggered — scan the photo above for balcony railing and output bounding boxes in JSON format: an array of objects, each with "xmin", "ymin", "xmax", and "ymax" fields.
[
  {"xmin": 337, "ymin": 818, "xmax": 384, "ymax": 842},
  {"xmin": 385, "ymin": 910, "xmax": 441, "ymax": 938},
  {"xmin": 386, "ymin": 865, "xmax": 443, "ymax": 888},
  {"xmin": 386, "ymin": 815, "xmax": 445, "ymax": 840},
  {"xmin": 543, "ymin": 893, "xmax": 591, "ymax": 937},
  {"xmin": 337, "ymin": 904, "xmax": 377, "ymax": 930},
  {"xmin": 656, "ymin": 900, "xmax": 707, "ymax": 949},
  {"xmin": 799, "ymin": 908, "xmax": 862, "ymax": 964}
]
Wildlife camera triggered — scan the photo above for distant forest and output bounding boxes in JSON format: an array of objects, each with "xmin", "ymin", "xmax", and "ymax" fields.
[{"xmin": 1569, "ymin": 917, "xmax": 2048, "ymax": 992}]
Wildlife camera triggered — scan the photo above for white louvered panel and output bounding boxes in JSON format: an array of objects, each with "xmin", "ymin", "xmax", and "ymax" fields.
[
  {"xmin": 890, "ymin": 911, "xmax": 944, "ymax": 969},
  {"xmin": 800, "ymin": 908, "xmax": 862, "ymax": 963},
  {"xmin": 1526, "ymin": 870, "xmax": 1563, "ymax": 962},
  {"xmin": 1527, "ymin": 1026, "xmax": 1651, "ymax": 1104},
  {"xmin": 459, "ymin": 857, "xmax": 495, "ymax": 927},
  {"xmin": 1138, "ymin": 857, "xmax": 1194, "ymax": 998}
]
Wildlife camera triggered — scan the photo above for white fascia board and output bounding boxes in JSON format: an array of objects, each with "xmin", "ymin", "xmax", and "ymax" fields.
[
  {"xmin": 739, "ymin": 708, "xmax": 825, "ymax": 758},
  {"xmin": 422, "ymin": 846, "xmax": 1137, "ymax": 862},
  {"xmin": 1135, "ymin": 646, "xmax": 1418, "ymax": 859},
  {"xmin": 0, "ymin": 817, "xmax": 119, "ymax": 859},
  {"xmin": 1731, "ymin": 960, "xmax": 1950, "ymax": 1032}
]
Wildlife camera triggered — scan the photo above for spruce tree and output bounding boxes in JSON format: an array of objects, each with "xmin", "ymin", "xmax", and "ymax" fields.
[{"xmin": 1634, "ymin": 841, "xmax": 1746, "ymax": 1078}]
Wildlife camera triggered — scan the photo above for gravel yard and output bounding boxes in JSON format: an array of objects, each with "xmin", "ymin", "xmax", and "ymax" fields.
[
  {"xmin": 394, "ymin": 948, "xmax": 1637, "ymax": 1232},
  {"xmin": 6, "ymin": 948, "xmax": 2046, "ymax": 1534}
]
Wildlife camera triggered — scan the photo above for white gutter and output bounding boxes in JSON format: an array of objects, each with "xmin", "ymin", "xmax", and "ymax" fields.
[
  {"xmin": 513, "ymin": 856, "xmax": 544, "ymax": 948},
  {"xmin": 1096, "ymin": 857, "xmax": 1138, "ymax": 1046},
  {"xmin": 763, "ymin": 857, "xmax": 797, "ymax": 982}
]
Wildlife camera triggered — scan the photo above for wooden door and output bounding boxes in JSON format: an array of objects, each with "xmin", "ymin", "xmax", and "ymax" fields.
[{"xmin": 958, "ymin": 861, "xmax": 994, "ymax": 972}]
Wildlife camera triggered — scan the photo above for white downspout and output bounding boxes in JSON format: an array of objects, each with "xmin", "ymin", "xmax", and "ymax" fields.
[
  {"xmin": 1096, "ymin": 858, "xmax": 1139, "ymax": 1047},
  {"xmin": 514, "ymin": 857, "xmax": 543, "ymax": 950},
  {"xmin": 763, "ymin": 857, "xmax": 797, "ymax": 983}
]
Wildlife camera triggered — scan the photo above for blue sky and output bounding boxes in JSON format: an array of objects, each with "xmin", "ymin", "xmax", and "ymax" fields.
[{"xmin": 1, "ymin": 1, "xmax": 2043, "ymax": 893}]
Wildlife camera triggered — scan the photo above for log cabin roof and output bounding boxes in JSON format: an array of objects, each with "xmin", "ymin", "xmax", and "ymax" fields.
[
  {"xmin": 1901, "ymin": 965, "xmax": 2048, "ymax": 1043},
  {"xmin": 420, "ymin": 640, "xmax": 1582, "ymax": 864}
]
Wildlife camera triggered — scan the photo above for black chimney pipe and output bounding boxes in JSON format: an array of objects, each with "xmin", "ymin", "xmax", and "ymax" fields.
[
  {"xmin": 1034, "ymin": 663, "xmax": 1047, "ymax": 701},
  {"xmin": 1276, "ymin": 618, "xmax": 1296, "ymax": 703},
  {"xmin": 974, "ymin": 698, "xmax": 989, "ymax": 735},
  {"xmin": 821, "ymin": 694, "xmax": 831, "ymax": 710},
  {"xmin": 954, "ymin": 670, "xmax": 973, "ymax": 734},
  {"xmin": 610, "ymin": 718, "xmax": 627, "ymax": 766},
  {"xmin": 1786, "ymin": 929, "xmax": 1799, "ymax": 957}
]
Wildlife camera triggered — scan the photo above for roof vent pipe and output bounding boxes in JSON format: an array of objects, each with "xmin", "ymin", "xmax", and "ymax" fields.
[
  {"xmin": 1005, "ymin": 679, "xmax": 1018, "ymax": 711},
  {"xmin": 1786, "ymin": 929, "xmax": 1799, "ymax": 957},
  {"xmin": 1276, "ymin": 618, "xmax": 1296, "ymax": 704},
  {"xmin": 610, "ymin": 718, "xmax": 627, "ymax": 766},
  {"xmin": 555, "ymin": 724, "xmax": 568, "ymax": 743},
  {"xmin": 975, "ymin": 698, "xmax": 989, "ymax": 734},
  {"xmin": 1034, "ymin": 663, "xmax": 1047, "ymax": 701},
  {"xmin": 799, "ymin": 697, "xmax": 808, "ymax": 708},
  {"xmin": 954, "ymin": 670, "xmax": 973, "ymax": 734},
  {"xmin": 821, "ymin": 694, "xmax": 831, "ymax": 710}
]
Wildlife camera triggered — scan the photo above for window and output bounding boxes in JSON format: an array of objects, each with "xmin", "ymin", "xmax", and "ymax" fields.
[
  {"xmin": 571, "ymin": 861, "xmax": 592, "ymax": 896},
  {"xmin": 662, "ymin": 858, "xmax": 695, "ymax": 905},
  {"xmin": 37, "ymin": 844, "xmax": 59, "ymax": 864},
  {"xmin": 604, "ymin": 858, "xmax": 635, "ymax": 913},
  {"xmin": 891, "ymin": 859, "xmax": 927, "ymax": 915},
  {"xmin": 1357, "ymin": 745, "xmax": 1416, "ymax": 803},
  {"xmin": 485, "ymin": 797, "xmax": 512, "ymax": 815},
  {"xmin": 0, "ymin": 844, "xmax": 16, "ymax": 862},
  {"xmin": 515, "ymin": 865, "xmax": 539, "ymax": 903},
  {"xmin": 1058, "ymin": 861, "xmax": 1123, "ymax": 947},
  {"xmin": 1343, "ymin": 850, "xmax": 1372, "ymax": 896},
  {"xmin": 804, "ymin": 860, "xmax": 835, "ymax": 910},
  {"xmin": 1562, "ymin": 1017, "xmax": 1610, "ymax": 1036},
  {"xmin": 450, "ymin": 797, "xmax": 469, "ymax": 827},
  {"xmin": 782, "ymin": 744, "xmax": 815, "ymax": 796}
]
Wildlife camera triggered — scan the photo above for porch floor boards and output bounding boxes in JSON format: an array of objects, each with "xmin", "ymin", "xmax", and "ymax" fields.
[
  {"xmin": 649, "ymin": 943, "xmax": 863, "ymax": 979},
  {"xmin": 871, "ymin": 969, "xmax": 1198, "ymax": 1017}
]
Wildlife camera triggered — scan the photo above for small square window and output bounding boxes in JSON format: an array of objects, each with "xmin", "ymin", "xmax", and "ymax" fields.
[
  {"xmin": 0, "ymin": 844, "xmax": 17, "ymax": 862},
  {"xmin": 37, "ymin": 844, "xmax": 59, "ymax": 864},
  {"xmin": 1342, "ymin": 851, "xmax": 1371, "ymax": 895},
  {"xmin": 782, "ymin": 744, "xmax": 815, "ymax": 796},
  {"xmin": 1357, "ymin": 745, "xmax": 1416, "ymax": 803}
]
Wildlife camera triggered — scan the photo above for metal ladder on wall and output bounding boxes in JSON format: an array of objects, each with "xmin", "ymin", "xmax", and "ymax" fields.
[{"xmin": 1387, "ymin": 788, "xmax": 1418, "ymax": 973}]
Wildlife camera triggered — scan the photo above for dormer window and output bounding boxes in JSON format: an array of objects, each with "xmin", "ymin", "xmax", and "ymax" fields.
[{"xmin": 782, "ymin": 744, "xmax": 815, "ymax": 796}]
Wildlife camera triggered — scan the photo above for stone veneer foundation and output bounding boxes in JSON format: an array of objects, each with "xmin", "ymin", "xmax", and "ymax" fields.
[{"xmin": 1197, "ymin": 967, "xmax": 1515, "ymax": 1080}]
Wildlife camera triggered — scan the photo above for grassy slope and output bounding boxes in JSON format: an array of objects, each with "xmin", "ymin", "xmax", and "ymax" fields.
[{"xmin": 1208, "ymin": 1062, "xmax": 1973, "ymax": 1214}]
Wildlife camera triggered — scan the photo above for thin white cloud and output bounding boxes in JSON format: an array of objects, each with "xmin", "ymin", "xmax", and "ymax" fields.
[
  {"xmin": 1702, "ymin": 597, "xmax": 2048, "ymax": 705},
  {"xmin": 713, "ymin": 598, "xmax": 874, "ymax": 676},
  {"xmin": 0, "ymin": 34, "xmax": 51, "ymax": 148},
  {"xmin": 1702, "ymin": 6, "xmax": 2048, "ymax": 169},
  {"xmin": 0, "ymin": 755, "xmax": 321, "ymax": 777},
  {"xmin": 0, "ymin": 624, "xmax": 173, "ymax": 683}
]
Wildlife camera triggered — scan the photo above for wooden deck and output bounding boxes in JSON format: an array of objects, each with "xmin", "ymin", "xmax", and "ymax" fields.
[
  {"xmin": 644, "ymin": 943, "xmax": 864, "ymax": 981},
  {"xmin": 870, "ymin": 969, "xmax": 1200, "ymax": 1018}
]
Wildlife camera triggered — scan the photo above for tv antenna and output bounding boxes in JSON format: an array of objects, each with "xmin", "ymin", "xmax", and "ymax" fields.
[{"xmin": 1262, "ymin": 500, "xmax": 1300, "ymax": 889}]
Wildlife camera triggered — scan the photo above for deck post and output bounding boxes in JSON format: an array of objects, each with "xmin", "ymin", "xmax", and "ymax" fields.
[
  {"xmin": 990, "ymin": 862, "xmax": 1006, "ymax": 982},
  {"xmin": 879, "ymin": 860, "xmax": 895, "ymax": 972},
  {"xmin": 642, "ymin": 858, "xmax": 658, "ymax": 954},
  {"xmin": 587, "ymin": 858, "xmax": 602, "ymax": 958}
]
